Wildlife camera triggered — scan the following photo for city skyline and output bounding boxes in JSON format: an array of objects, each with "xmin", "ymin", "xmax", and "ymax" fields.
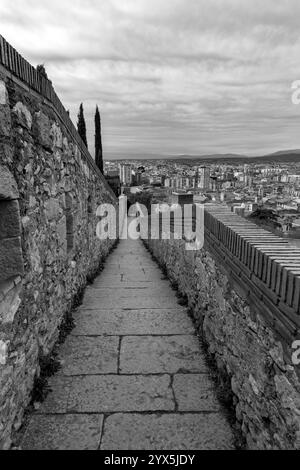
[{"xmin": 1, "ymin": 0, "xmax": 300, "ymax": 159}]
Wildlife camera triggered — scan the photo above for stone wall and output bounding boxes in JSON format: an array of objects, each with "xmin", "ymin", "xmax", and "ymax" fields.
[
  {"xmin": 0, "ymin": 39, "xmax": 117, "ymax": 449},
  {"xmin": 145, "ymin": 209, "xmax": 300, "ymax": 450}
]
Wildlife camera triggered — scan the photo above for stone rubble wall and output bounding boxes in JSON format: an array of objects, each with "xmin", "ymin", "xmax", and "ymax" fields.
[
  {"xmin": 145, "ymin": 235, "xmax": 300, "ymax": 449},
  {"xmin": 0, "ymin": 68, "xmax": 117, "ymax": 448}
]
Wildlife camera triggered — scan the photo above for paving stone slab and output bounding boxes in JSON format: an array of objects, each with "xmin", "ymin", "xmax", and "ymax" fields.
[
  {"xmin": 88, "ymin": 285, "xmax": 173, "ymax": 292},
  {"xmin": 120, "ymin": 336, "xmax": 208, "ymax": 374},
  {"xmin": 72, "ymin": 309, "xmax": 194, "ymax": 336},
  {"xmin": 100, "ymin": 273, "xmax": 164, "ymax": 282},
  {"xmin": 173, "ymin": 374, "xmax": 221, "ymax": 411},
  {"xmin": 105, "ymin": 260, "xmax": 156, "ymax": 268},
  {"xmin": 93, "ymin": 277, "xmax": 158, "ymax": 287},
  {"xmin": 81, "ymin": 292, "xmax": 180, "ymax": 309},
  {"xmin": 57, "ymin": 336, "xmax": 119, "ymax": 376},
  {"xmin": 37, "ymin": 375, "xmax": 72, "ymax": 413},
  {"xmin": 40, "ymin": 375, "xmax": 175, "ymax": 413},
  {"xmin": 100, "ymin": 267, "xmax": 152, "ymax": 275},
  {"xmin": 86, "ymin": 285, "xmax": 177, "ymax": 297},
  {"xmin": 107, "ymin": 261, "xmax": 155, "ymax": 267},
  {"xmin": 83, "ymin": 287, "xmax": 178, "ymax": 303},
  {"xmin": 93, "ymin": 279, "xmax": 171, "ymax": 289},
  {"xmin": 109, "ymin": 252, "xmax": 150, "ymax": 258},
  {"xmin": 102, "ymin": 263, "xmax": 161, "ymax": 271},
  {"xmin": 122, "ymin": 273, "xmax": 167, "ymax": 282},
  {"xmin": 21, "ymin": 414, "xmax": 103, "ymax": 450},
  {"xmin": 100, "ymin": 413, "xmax": 235, "ymax": 450}
]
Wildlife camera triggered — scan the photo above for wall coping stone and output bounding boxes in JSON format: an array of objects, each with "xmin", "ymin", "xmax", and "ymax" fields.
[{"xmin": 204, "ymin": 204, "xmax": 300, "ymax": 345}]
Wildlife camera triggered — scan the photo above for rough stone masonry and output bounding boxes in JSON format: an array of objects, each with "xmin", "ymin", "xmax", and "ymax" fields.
[
  {"xmin": 144, "ymin": 236, "xmax": 300, "ymax": 450},
  {"xmin": 0, "ymin": 71, "xmax": 117, "ymax": 449}
]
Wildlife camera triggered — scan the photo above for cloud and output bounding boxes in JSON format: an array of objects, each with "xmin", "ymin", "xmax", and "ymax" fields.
[{"xmin": 0, "ymin": 0, "xmax": 300, "ymax": 157}]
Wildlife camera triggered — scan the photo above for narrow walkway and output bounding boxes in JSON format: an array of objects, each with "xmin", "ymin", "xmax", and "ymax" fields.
[{"xmin": 21, "ymin": 239, "xmax": 234, "ymax": 450}]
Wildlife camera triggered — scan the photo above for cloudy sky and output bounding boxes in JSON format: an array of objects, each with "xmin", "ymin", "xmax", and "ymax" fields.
[{"xmin": 1, "ymin": 0, "xmax": 300, "ymax": 159}]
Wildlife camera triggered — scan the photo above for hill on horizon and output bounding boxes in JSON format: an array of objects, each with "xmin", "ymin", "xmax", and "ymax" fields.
[
  {"xmin": 107, "ymin": 149, "xmax": 300, "ymax": 164},
  {"xmin": 164, "ymin": 149, "xmax": 300, "ymax": 165}
]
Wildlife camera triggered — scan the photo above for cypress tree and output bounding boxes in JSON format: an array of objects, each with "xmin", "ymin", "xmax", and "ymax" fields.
[
  {"xmin": 95, "ymin": 105, "xmax": 103, "ymax": 173},
  {"xmin": 77, "ymin": 103, "xmax": 88, "ymax": 148}
]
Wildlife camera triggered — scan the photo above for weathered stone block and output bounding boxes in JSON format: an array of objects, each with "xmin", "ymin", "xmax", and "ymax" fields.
[
  {"xmin": 71, "ymin": 308, "xmax": 194, "ymax": 336},
  {"xmin": 0, "ymin": 282, "xmax": 21, "ymax": 324},
  {"xmin": 0, "ymin": 165, "xmax": 18, "ymax": 200},
  {"xmin": 0, "ymin": 341, "xmax": 9, "ymax": 366},
  {"xmin": 66, "ymin": 233, "xmax": 74, "ymax": 251},
  {"xmin": 0, "ymin": 81, "xmax": 7, "ymax": 106},
  {"xmin": 0, "ymin": 237, "xmax": 24, "ymax": 282},
  {"xmin": 101, "ymin": 413, "xmax": 234, "ymax": 450},
  {"xmin": 13, "ymin": 102, "xmax": 32, "ymax": 130},
  {"xmin": 173, "ymin": 374, "xmax": 221, "ymax": 412},
  {"xmin": 21, "ymin": 414, "xmax": 103, "ymax": 450},
  {"xmin": 57, "ymin": 336, "xmax": 119, "ymax": 376},
  {"xmin": 0, "ymin": 200, "xmax": 21, "ymax": 240},
  {"xmin": 39, "ymin": 375, "xmax": 175, "ymax": 414},
  {"xmin": 50, "ymin": 123, "xmax": 63, "ymax": 149},
  {"xmin": 120, "ymin": 335, "xmax": 208, "ymax": 374},
  {"xmin": 0, "ymin": 278, "xmax": 14, "ymax": 297},
  {"xmin": 57, "ymin": 216, "xmax": 67, "ymax": 249},
  {"xmin": 33, "ymin": 111, "xmax": 52, "ymax": 149},
  {"xmin": 0, "ymin": 81, "xmax": 11, "ymax": 137},
  {"xmin": 44, "ymin": 198, "xmax": 62, "ymax": 221},
  {"xmin": 0, "ymin": 143, "xmax": 13, "ymax": 166}
]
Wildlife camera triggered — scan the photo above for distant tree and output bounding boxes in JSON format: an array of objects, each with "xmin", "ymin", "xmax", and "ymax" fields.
[
  {"xmin": 249, "ymin": 207, "xmax": 281, "ymax": 230},
  {"xmin": 95, "ymin": 105, "xmax": 103, "ymax": 173},
  {"xmin": 77, "ymin": 103, "xmax": 88, "ymax": 148}
]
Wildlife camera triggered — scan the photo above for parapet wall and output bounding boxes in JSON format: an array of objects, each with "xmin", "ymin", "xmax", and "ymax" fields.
[
  {"xmin": 0, "ymin": 36, "xmax": 117, "ymax": 449},
  {"xmin": 145, "ymin": 205, "xmax": 300, "ymax": 450}
]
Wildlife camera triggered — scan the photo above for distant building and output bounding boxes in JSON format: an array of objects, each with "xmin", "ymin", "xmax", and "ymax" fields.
[
  {"xmin": 280, "ymin": 173, "xmax": 289, "ymax": 183},
  {"xmin": 258, "ymin": 185, "xmax": 265, "ymax": 198},
  {"xmin": 106, "ymin": 169, "xmax": 119, "ymax": 178},
  {"xmin": 190, "ymin": 178, "xmax": 197, "ymax": 189},
  {"xmin": 119, "ymin": 164, "xmax": 133, "ymax": 186},
  {"xmin": 246, "ymin": 175, "xmax": 253, "ymax": 188},
  {"xmin": 198, "ymin": 166, "xmax": 210, "ymax": 190},
  {"xmin": 164, "ymin": 178, "xmax": 171, "ymax": 188},
  {"xmin": 105, "ymin": 171, "xmax": 121, "ymax": 197},
  {"xmin": 210, "ymin": 177, "xmax": 217, "ymax": 192},
  {"xmin": 230, "ymin": 203, "xmax": 246, "ymax": 217},
  {"xmin": 132, "ymin": 171, "xmax": 142, "ymax": 186},
  {"xmin": 171, "ymin": 192, "xmax": 194, "ymax": 206}
]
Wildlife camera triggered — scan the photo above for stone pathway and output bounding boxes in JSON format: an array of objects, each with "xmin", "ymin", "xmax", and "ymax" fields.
[{"xmin": 21, "ymin": 239, "xmax": 235, "ymax": 450}]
